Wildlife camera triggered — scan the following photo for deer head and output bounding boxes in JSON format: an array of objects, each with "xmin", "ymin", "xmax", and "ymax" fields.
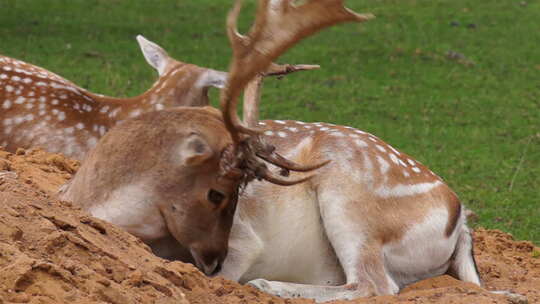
[{"xmin": 60, "ymin": 0, "xmax": 370, "ymax": 275}]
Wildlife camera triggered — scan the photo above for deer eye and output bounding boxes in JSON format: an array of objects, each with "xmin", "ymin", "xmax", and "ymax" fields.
[{"xmin": 207, "ymin": 189, "xmax": 225, "ymax": 205}]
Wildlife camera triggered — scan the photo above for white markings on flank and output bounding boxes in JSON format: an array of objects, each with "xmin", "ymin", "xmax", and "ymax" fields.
[{"xmin": 375, "ymin": 180, "xmax": 443, "ymax": 198}]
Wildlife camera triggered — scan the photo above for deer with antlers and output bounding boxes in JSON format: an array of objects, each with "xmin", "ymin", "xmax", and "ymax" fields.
[
  {"xmin": 0, "ymin": 35, "xmax": 227, "ymax": 160},
  {"xmin": 161, "ymin": 1, "xmax": 487, "ymax": 302},
  {"xmin": 58, "ymin": 0, "xmax": 368, "ymax": 276}
]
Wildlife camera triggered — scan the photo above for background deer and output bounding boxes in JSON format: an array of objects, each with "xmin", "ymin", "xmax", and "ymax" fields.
[
  {"xmin": 0, "ymin": 35, "xmax": 227, "ymax": 160},
  {"xmin": 1, "ymin": 36, "xmax": 316, "ymax": 160},
  {"xmin": 58, "ymin": 0, "xmax": 363, "ymax": 276}
]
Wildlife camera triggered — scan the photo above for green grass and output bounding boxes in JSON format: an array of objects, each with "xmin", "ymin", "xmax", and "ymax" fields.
[{"xmin": 1, "ymin": 0, "xmax": 538, "ymax": 243}]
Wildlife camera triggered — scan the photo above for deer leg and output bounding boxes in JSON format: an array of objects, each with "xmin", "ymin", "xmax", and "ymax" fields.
[{"xmin": 247, "ymin": 190, "xmax": 398, "ymax": 302}]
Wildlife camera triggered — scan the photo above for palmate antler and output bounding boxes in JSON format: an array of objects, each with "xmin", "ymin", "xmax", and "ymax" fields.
[{"xmin": 220, "ymin": 0, "xmax": 374, "ymax": 185}]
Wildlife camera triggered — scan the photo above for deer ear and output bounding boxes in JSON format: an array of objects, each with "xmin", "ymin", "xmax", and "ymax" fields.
[
  {"xmin": 180, "ymin": 134, "xmax": 213, "ymax": 167},
  {"xmin": 136, "ymin": 35, "xmax": 170, "ymax": 76},
  {"xmin": 199, "ymin": 69, "xmax": 228, "ymax": 89}
]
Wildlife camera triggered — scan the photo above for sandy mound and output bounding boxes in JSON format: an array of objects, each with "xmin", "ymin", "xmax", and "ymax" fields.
[{"xmin": 0, "ymin": 148, "xmax": 538, "ymax": 304}]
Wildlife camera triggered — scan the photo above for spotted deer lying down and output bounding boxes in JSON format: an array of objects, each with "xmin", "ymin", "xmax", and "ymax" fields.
[
  {"xmin": 0, "ymin": 35, "xmax": 227, "ymax": 160},
  {"xmin": 0, "ymin": 36, "xmax": 314, "ymax": 160},
  {"xmin": 59, "ymin": 0, "xmax": 368, "ymax": 276}
]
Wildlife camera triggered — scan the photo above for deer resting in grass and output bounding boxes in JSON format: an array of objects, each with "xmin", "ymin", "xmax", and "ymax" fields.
[
  {"xmin": 0, "ymin": 35, "xmax": 227, "ymax": 160},
  {"xmin": 58, "ymin": 0, "xmax": 369, "ymax": 276},
  {"xmin": 0, "ymin": 36, "xmax": 314, "ymax": 160}
]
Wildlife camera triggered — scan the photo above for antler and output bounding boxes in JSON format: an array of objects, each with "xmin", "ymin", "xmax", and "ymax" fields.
[
  {"xmin": 220, "ymin": 0, "xmax": 374, "ymax": 185},
  {"xmin": 244, "ymin": 63, "xmax": 320, "ymax": 128}
]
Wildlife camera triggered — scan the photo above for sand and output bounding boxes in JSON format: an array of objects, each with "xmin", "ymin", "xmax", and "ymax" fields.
[{"xmin": 0, "ymin": 148, "xmax": 538, "ymax": 304}]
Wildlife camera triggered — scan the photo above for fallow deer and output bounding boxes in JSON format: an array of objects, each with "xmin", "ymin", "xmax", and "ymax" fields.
[
  {"xmin": 0, "ymin": 35, "xmax": 227, "ymax": 160},
  {"xmin": 181, "ymin": 2, "xmax": 485, "ymax": 302},
  {"xmin": 0, "ymin": 36, "xmax": 317, "ymax": 160},
  {"xmin": 59, "ymin": 0, "xmax": 368, "ymax": 276}
]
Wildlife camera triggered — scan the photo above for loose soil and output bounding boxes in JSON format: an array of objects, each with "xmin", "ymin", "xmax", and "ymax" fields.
[{"xmin": 0, "ymin": 148, "xmax": 538, "ymax": 304}]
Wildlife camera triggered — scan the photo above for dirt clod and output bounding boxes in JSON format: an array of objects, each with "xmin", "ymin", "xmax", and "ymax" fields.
[{"xmin": 0, "ymin": 147, "xmax": 539, "ymax": 304}]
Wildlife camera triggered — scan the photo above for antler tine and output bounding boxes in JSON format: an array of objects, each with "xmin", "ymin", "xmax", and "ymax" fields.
[
  {"xmin": 221, "ymin": 0, "xmax": 374, "ymax": 143},
  {"xmin": 243, "ymin": 63, "xmax": 320, "ymax": 127},
  {"xmin": 256, "ymin": 150, "xmax": 330, "ymax": 172},
  {"xmin": 258, "ymin": 170, "xmax": 316, "ymax": 186},
  {"xmin": 264, "ymin": 62, "xmax": 320, "ymax": 77}
]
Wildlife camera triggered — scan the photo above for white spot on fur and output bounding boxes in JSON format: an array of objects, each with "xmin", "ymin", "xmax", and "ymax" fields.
[
  {"xmin": 2, "ymin": 100, "xmax": 12, "ymax": 109},
  {"xmin": 65, "ymin": 127, "xmax": 74, "ymax": 134},
  {"xmin": 354, "ymin": 129, "xmax": 366, "ymax": 135},
  {"xmin": 277, "ymin": 131, "xmax": 287, "ymax": 138},
  {"xmin": 3, "ymin": 66, "xmax": 12, "ymax": 71},
  {"xmin": 24, "ymin": 114, "xmax": 34, "ymax": 121},
  {"xmin": 389, "ymin": 153, "xmax": 399, "ymax": 165},
  {"xmin": 129, "ymin": 109, "xmax": 142, "ymax": 118},
  {"xmin": 398, "ymin": 159, "xmax": 408, "ymax": 167},
  {"xmin": 0, "ymin": 74, "xmax": 7, "ymax": 79},
  {"xmin": 407, "ymin": 159, "xmax": 416, "ymax": 166},
  {"xmin": 368, "ymin": 136, "xmax": 377, "ymax": 142},
  {"xmin": 36, "ymin": 81, "xmax": 47, "ymax": 86},
  {"xmin": 155, "ymin": 104, "xmax": 164, "ymax": 110},
  {"xmin": 412, "ymin": 167, "xmax": 421, "ymax": 173},
  {"xmin": 264, "ymin": 130, "xmax": 274, "ymax": 136},
  {"xmin": 100, "ymin": 105, "xmax": 110, "ymax": 113},
  {"xmin": 376, "ymin": 155, "xmax": 390, "ymax": 174},
  {"xmin": 330, "ymin": 131, "xmax": 345, "ymax": 137},
  {"xmin": 286, "ymin": 127, "xmax": 298, "ymax": 132},
  {"xmin": 28, "ymin": 91, "xmax": 35, "ymax": 97},
  {"xmin": 11, "ymin": 75, "xmax": 21, "ymax": 82},
  {"xmin": 354, "ymin": 139, "xmax": 368, "ymax": 148},
  {"xmin": 76, "ymin": 123, "xmax": 85, "ymax": 130},
  {"xmin": 389, "ymin": 145, "xmax": 401, "ymax": 155},
  {"xmin": 275, "ymin": 120, "xmax": 286, "ymax": 124},
  {"xmin": 23, "ymin": 77, "xmax": 32, "ymax": 84},
  {"xmin": 376, "ymin": 145, "xmax": 386, "ymax": 153},
  {"xmin": 6, "ymin": 85, "xmax": 14, "ymax": 92},
  {"xmin": 403, "ymin": 171, "xmax": 410, "ymax": 177},
  {"xmin": 57, "ymin": 111, "xmax": 66, "ymax": 121},
  {"xmin": 15, "ymin": 96, "xmax": 25, "ymax": 104},
  {"xmin": 82, "ymin": 104, "xmax": 93, "ymax": 112},
  {"xmin": 320, "ymin": 127, "xmax": 330, "ymax": 131},
  {"xmin": 258, "ymin": 121, "xmax": 266, "ymax": 126}
]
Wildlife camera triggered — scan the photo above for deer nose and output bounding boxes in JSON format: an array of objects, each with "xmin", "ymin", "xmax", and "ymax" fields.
[{"xmin": 190, "ymin": 248, "xmax": 226, "ymax": 276}]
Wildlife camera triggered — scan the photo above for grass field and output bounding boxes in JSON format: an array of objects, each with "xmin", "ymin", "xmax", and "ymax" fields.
[{"xmin": 1, "ymin": 0, "xmax": 538, "ymax": 244}]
